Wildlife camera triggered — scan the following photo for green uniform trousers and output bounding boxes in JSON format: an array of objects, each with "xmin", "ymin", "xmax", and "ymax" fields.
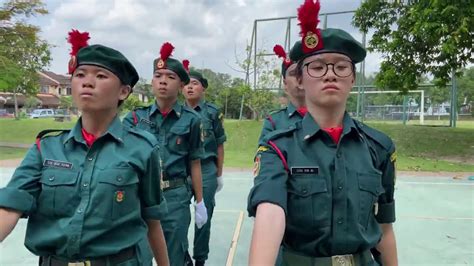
[
  {"xmin": 192, "ymin": 159, "xmax": 217, "ymax": 262},
  {"xmin": 161, "ymin": 185, "xmax": 192, "ymax": 266}
]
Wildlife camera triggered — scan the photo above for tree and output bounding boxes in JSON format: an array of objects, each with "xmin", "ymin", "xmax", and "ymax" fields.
[
  {"xmin": 121, "ymin": 94, "xmax": 146, "ymax": 114},
  {"xmin": 353, "ymin": 0, "xmax": 473, "ymax": 93},
  {"xmin": 0, "ymin": 0, "xmax": 51, "ymax": 119}
]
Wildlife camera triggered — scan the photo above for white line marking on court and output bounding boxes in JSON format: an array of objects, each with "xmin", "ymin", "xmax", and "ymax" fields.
[
  {"xmin": 214, "ymin": 209, "xmax": 243, "ymax": 213},
  {"xmin": 400, "ymin": 215, "xmax": 474, "ymax": 221},
  {"xmin": 399, "ymin": 181, "xmax": 474, "ymax": 186},
  {"xmin": 226, "ymin": 211, "xmax": 245, "ymax": 266}
]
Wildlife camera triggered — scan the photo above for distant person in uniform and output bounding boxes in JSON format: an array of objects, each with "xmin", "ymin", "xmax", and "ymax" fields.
[
  {"xmin": 181, "ymin": 65, "xmax": 227, "ymax": 266},
  {"xmin": 248, "ymin": 1, "xmax": 398, "ymax": 265},
  {"xmin": 0, "ymin": 30, "xmax": 169, "ymax": 266},
  {"xmin": 123, "ymin": 43, "xmax": 207, "ymax": 266},
  {"xmin": 258, "ymin": 42, "xmax": 307, "ymax": 143}
]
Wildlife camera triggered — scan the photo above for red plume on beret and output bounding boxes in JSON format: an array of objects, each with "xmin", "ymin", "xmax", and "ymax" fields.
[
  {"xmin": 67, "ymin": 29, "xmax": 90, "ymax": 74},
  {"xmin": 297, "ymin": 0, "xmax": 323, "ymax": 54},
  {"xmin": 182, "ymin": 59, "xmax": 190, "ymax": 73},
  {"xmin": 160, "ymin": 42, "xmax": 174, "ymax": 61},
  {"xmin": 273, "ymin": 44, "xmax": 292, "ymax": 68}
]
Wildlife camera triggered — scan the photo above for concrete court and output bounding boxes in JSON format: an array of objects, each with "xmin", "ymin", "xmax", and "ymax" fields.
[{"xmin": 0, "ymin": 167, "xmax": 473, "ymax": 266}]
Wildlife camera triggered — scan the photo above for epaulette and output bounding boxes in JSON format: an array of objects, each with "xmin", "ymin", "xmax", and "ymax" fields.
[
  {"xmin": 182, "ymin": 105, "xmax": 201, "ymax": 117},
  {"xmin": 354, "ymin": 120, "xmax": 394, "ymax": 152},
  {"xmin": 205, "ymin": 102, "xmax": 220, "ymax": 112},
  {"xmin": 125, "ymin": 127, "xmax": 159, "ymax": 147},
  {"xmin": 269, "ymin": 106, "xmax": 287, "ymax": 115},
  {"xmin": 262, "ymin": 125, "xmax": 297, "ymax": 143},
  {"xmin": 35, "ymin": 129, "xmax": 70, "ymax": 152}
]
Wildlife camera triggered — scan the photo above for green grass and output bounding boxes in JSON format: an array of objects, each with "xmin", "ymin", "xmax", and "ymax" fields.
[
  {"xmin": 1, "ymin": 118, "xmax": 473, "ymax": 172},
  {"xmin": 224, "ymin": 119, "xmax": 474, "ymax": 172},
  {"xmin": 0, "ymin": 118, "xmax": 76, "ymax": 144},
  {"xmin": 0, "ymin": 147, "xmax": 27, "ymax": 160}
]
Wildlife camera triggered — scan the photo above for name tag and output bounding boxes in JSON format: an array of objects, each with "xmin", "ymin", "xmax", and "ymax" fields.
[
  {"xmin": 43, "ymin": 159, "xmax": 73, "ymax": 169},
  {"xmin": 291, "ymin": 167, "xmax": 319, "ymax": 175},
  {"xmin": 140, "ymin": 118, "xmax": 155, "ymax": 127}
]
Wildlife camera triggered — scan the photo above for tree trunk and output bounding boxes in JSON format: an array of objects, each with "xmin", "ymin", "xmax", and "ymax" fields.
[{"xmin": 13, "ymin": 89, "xmax": 19, "ymax": 120}]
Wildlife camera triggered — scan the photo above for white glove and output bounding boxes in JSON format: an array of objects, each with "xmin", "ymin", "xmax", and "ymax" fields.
[
  {"xmin": 216, "ymin": 176, "xmax": 224, "ymax": 193},
  {"xmin": 194, "ymin": 200, "xmax": 208, "ymax": 229}
]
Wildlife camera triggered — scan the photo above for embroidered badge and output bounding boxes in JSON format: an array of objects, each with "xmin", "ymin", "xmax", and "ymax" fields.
[
  {"xmin": 115, "ymin": 191, "xmax": 125, "ymax": 203},
  {"xmin": 390, "ymin": 151, "xmax": 397, "ymax": 162},
  {"xmin": 43, "ymin": 159, "xmax": 73, "ymax": 169},
  {"xmin": 256, "ymin": 146, "xmax": 269, "ymax": 153},
  {"xmin": 253, "ymin": 154, "xmax": 261, "ymax": 178}
]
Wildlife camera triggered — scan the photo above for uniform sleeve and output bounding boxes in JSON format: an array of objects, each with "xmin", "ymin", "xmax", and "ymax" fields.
[
  {"xmin": 257, "ymin": 117, "xmax": 274, "ymax": 144},
  {"xmin": 188, "ymin": 116, "xmax": 205, "ymax": 161},
  {"xmin": 122, "ymin": 111, "xmax": 136, "ymax": 128},
  {"xmin": 213, "ymin": 110, "xmax": 227, "ymax": 145},
  {"xmin": 247, "ymin": 145, "xmax": 288, "ymax": 217},
  {"xmin": 0, "ymin": 144, "xmax": 43, "ymax": 216},
  {"xmin": 375, "ymin": 142, "xmax": 396, "ymax": 224},
  {"xmin": 140, "ymin": 145, "xmax": 168, "ymax": 220}
]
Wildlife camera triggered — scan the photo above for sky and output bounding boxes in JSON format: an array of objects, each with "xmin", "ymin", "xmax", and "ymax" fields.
[{"xmin": 14, "ymin": 0, "xmax": 383, "ymax": 81}]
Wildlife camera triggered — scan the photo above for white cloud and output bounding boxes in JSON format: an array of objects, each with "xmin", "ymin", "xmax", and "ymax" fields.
[{"xmin": 35, "ymin": 0, "xmax": 381, "ymax": 81}]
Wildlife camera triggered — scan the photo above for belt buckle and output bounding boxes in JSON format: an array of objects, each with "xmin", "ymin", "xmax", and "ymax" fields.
[
  {"xmin": 68, "ymin": 262, "xmax": 91, "ymax": 266},
  {"xmin": 331, "ymin": 255, "xmax": 354, "ymax": 266}
]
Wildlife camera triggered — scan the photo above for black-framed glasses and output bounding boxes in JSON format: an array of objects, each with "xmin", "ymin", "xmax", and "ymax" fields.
[{"xmin": 303, "ymin": 59, "xmax": 354, "ymax": 78}]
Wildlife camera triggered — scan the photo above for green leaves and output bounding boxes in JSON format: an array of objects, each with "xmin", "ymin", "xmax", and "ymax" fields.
[{"xmin": 353, "ymin": 0, "xmax": 473, "ymax": 93}]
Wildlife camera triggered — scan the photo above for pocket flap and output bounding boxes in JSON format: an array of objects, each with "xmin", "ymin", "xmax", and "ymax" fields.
[
  {"xmin": 98, "ymin": 168, "xmax": 139, "ymax": 186},
  {"xmin": 358, "ymin": 172, "xmax": 384, "ymax": 195},
  {"xmin": 288, "ymin": 178, "xmax": 327, "ymax": 197},
  {"xmin": 40, "ymin": 169, "xmax": 78, "ymax": 186},
  {"xmin": 169, "ymin": 126, "xmax": 190, "ymax": 135}
]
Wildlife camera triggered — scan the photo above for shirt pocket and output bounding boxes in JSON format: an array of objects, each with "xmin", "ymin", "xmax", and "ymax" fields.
[
  {"xmin": 357, "ymin": 171, "xmax": 385, "ymax": 229},
  {"xmin": 96, "ymin": 167, "xmax": 140, "ymax": 220},
  {"xmin": 38, "ymin": 168, "xmax": 80, "ymax": 217},
  {"xmin": 202, "ymin": 120, "xmax": 216, "ymax": 151},
  {"xmin": 168, "ymin": 126, "xmax": 190, "ymax": 155},
  {"xmin": 287, "ymin": 177, "xmax": 330, "ymax": 230}
]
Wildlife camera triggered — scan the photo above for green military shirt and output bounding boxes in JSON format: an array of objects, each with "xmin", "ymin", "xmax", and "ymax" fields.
[
  {"xmin": 258, "ymin": 102, "xmax": 304, "ymax": 143},
  {"xmin": 189, "ymin": 101, "xmax": 226, "ymax": 161},
  {"xmin": 123, "ymin": 101, "xmax": 204, "ymax": 180},
  {"xmin": 248, "ymin": 112, "xmax": 396, "ymax": 257},
  {"xmin": 0, "ymin": 116, "xmax": 166, "ymax": 260}
]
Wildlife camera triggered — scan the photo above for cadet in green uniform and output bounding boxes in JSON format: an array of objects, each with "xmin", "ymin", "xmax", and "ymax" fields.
[
  {"xmin": 123, "ymin": 43, "xmax": 207, "ymax": 266},
  {"xmin": 182, "ymin": 68, "xmax": 227, "ymax": 266},
  {"xmin": 258, "ymin": 42, "xmax": 306, "ymax": 143},
  {"xmin": 0, "ymin": 30, "xmax": 169, "ymax": 266},
  {"xmin": 247, "ymin": 1, "xmax": 398, "ymax": 265}
]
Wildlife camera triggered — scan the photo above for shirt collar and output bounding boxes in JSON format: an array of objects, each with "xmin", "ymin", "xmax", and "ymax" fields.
[
  {"xmin": 302, "ymin": 112, "xmax": 358, "ymax": 141},
  {"xmin": 150, "ymin": 100, "xmax": 182, "ymax": 118},
  {"xmin": 64, "ymin": 116, "xmax": 124, "ymax": 145}
]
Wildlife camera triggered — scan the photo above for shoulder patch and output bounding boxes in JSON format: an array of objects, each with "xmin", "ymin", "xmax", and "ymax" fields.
[
  {"xmin": 125, "ymin": 127, "xmax": 159, "ymax": 147},
  {"xmin": 354, "ymin": 120, "xmax": 394, "ymax": 152}
]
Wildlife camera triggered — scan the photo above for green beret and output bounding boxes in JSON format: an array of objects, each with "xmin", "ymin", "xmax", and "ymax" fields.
[
  {"xmin": 153, "ymin": 57, "xmax": 190, "ymax": 85},
  {"xmin": 281, "ymin": 41, "xmax": 304, "ymax": 78},
  {"xmin": 300, "ymin": 28, "xmax": 366, "ymax": 63},
  {"xmin": 289, "ymin": 41, "xmax": 304, "ymax": 63},
  {"xmin": 76, "ymin": 44, "xmax": 139, "ymax": 87},
  {"xmin": 189, "ymin": 70, "xmax": 208, "ymax": 88}
]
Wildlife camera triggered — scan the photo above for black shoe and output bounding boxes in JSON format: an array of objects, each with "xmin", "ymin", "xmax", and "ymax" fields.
[
  {"xmin": 184, "ymin": 251, "xmax": 193, "ymax": 266},
  {"xmin": 195, "ymin": 260, "xmax": 205, "ymax": 266}
]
